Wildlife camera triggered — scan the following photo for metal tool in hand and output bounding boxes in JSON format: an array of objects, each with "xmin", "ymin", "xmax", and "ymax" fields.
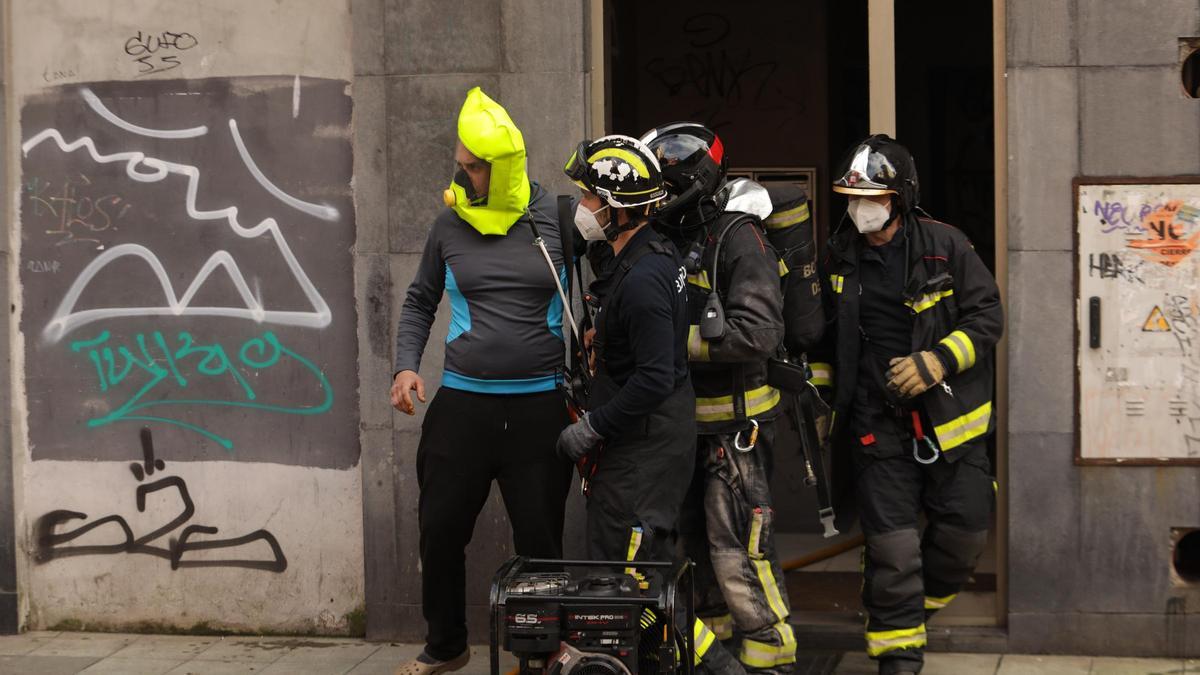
[{"xmin": 766, "ymin": 357, "xmax": 840, "ymax": 538}]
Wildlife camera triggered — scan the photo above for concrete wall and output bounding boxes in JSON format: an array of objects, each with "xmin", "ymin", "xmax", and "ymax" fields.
[
  {"xmin": 0, "ymin": 0, "xmax": 12, "ymax": 636},
  {"xmin": 1006, "ymin": 0, "xmax": 1200, "ymax": 656},
  {"xmin": 6, "ymin": 0, "xmax": 363, "ymax": 633},
  {"xmin": 350, "ymin": 0, "xmax": 590, "ymax": 640}
]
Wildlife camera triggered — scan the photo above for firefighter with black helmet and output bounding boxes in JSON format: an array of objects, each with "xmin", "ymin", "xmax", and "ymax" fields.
[
  {"xmin": 642, "ymin": 122, "xmax": 796, "ymax": 674},
  {"xmin": 811, "ymin": 135, "xmax": 1002, "ymax": 675},
  {"xmin": 560, "ymin": 134, "xmax": 748, "ymax": 675},
  {"xmin": 558, "ymin": 134, "xmax": 691, "ymax": 575}
]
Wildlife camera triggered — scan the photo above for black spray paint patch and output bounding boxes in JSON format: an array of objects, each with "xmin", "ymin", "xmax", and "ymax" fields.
[{"xmin": 19, "ymin": 77, "xmax": 359, "ymax": 468}]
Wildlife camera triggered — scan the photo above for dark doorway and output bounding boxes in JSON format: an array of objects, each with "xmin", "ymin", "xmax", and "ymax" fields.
[
  {"xmin": 608, "ymin": 0, "xmax": 998, "ymax": 630},
  {"xmin": 608, "ymin": 0, "xmax": 846, "ymax": 243},
  {"xmin": 896, "ymin": 1, "xmax": 996, "ymax": 269}
]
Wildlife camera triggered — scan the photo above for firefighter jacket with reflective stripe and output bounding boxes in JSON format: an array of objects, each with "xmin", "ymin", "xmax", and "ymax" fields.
[
  {"xmin": 684, "ymin": 212, "xmax": 786, "ymax": 433},
  {"xmin": 811, "ymin": 213, "xmax": 1003, "ymax": 457}
]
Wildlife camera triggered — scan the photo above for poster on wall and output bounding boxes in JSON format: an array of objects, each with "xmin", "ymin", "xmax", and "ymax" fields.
[{"xmin": 1076, "ymin": 177, "xmax": 1200, "ymax": 464}]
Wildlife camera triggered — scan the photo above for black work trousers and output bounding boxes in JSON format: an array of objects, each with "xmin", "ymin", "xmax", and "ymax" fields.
[
  {"xmin": 586, "ymin": 382, "xmax": 695, "ymax": 564},
  {"xmin": 851, "ymin": 391, "xmax": 994, "ymax": 675},
  {"xmin": 586, "ymin": 384, "xmax": 748, "ymax": 675},
  {"xmin": 417, "ymin": 387, "xmax": 573, "ymax": 661}
]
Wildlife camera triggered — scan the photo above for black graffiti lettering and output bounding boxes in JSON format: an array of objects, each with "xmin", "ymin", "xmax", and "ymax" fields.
[
  {"xmin": 1087, "ymin": 252, "xmax": 1144, "ymax": 284},
  {"xmin": 125, "ymin": 31, "xmax": 197, "ymax": 75},
  {"xmin": 1089, "ymin": 252, "xmax": 1123, "ymax": 278},
  {"xmin": 125, "ymin": 30, "xmax": 198, "ymax": 56},
  {"xmin": 33, "ymin": 511, "xmax": 134, "ymax": 563},
  {"xmin": 134, "ymin": 54, "xmax": 156, "ymax": 73},
  {"xmin": 642, "ymin": 12, "xmax": 780, "ymax": 130},
  {"xmin": 164, "ymin": 32, "xmax": 198, "ymax": 50},
  {"xmin": 124, "ymin": 32, "xmax": 150, "ymax": 56},
  {"xmin": 32, "ymin": 428, "xmax": 287, "ymax": 572},
  {"xmin": 172, "ymin": 526, "xmax": 288, "ymax": 573},
  {"xmin": 683, "ymin": 12, "xmax": 731, "ymax": 48}
]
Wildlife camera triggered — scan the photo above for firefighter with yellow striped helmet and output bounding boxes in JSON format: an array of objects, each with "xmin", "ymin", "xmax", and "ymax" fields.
[
  {"xmin": 563, "ymin": 135, "xmax": 668, "ymax": 241},
  {"xmin": 812, "ymin": 135, "xmax": 1004, "ymax": 675},
  {"xmin": 560, "ymin": 135, "xmax": 751, "ymax": 674}
]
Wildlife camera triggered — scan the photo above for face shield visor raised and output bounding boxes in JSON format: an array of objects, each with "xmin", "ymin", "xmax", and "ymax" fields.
[{"xmin": 832, "ymin": 144, "xmax": 900, "ymax": 196}]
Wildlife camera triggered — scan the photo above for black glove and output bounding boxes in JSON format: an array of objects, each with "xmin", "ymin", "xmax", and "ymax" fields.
[{"xmin": 556, "ymin": 414, "xmax": 603, "ymax": 463}]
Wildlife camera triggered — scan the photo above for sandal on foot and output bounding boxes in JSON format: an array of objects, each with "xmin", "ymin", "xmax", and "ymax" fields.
[{"xmin": 394, "ymin": 649, "xmax": 470, "ymax": 675}]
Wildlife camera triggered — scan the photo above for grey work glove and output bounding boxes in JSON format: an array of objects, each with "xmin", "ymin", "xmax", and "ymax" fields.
[{"xmin": 556, "ymin": 413, "xmax": 603, "ymax": 463}]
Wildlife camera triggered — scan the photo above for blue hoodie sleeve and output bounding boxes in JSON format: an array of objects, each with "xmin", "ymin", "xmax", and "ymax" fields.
[{"xmin": 394, "ymin": 223, "xmax": 445, "ymax": 376}]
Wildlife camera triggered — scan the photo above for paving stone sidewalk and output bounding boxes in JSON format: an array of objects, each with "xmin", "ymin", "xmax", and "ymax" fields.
[{"xmin": 0, "ymin": 632, "xmax": 1194, "ymax": 674}]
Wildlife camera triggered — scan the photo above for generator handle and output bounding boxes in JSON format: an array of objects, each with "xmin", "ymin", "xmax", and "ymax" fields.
[{"xmin": 490, "ymin": 556, "xmax": 525, "ymax": 675}]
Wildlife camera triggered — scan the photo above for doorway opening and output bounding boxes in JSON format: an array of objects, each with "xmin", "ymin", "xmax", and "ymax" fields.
[{"xmin": 607, "ymin": 0, "xmax": 999, "ymax": 631}]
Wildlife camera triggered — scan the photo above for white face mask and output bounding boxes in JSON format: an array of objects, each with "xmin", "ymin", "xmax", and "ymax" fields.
[
  {"xmin": 574, "ymin": 202, "xmax": 611, "ymax": 241},
  {"xmin": 847, "ymin": 197, "xmax": 892, "ymax": 234}
]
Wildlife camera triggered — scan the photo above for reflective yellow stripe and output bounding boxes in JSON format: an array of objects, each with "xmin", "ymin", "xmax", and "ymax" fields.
[
  {"xmin": 687, "ymin": 270, "xmax": 712, "ymax": 290},
  {"xmin": 752, "ymin": 559, "xmax": 789, "ymax": 622},
  {"xmin": 687, "ymin": 325, "xmax": 710, "ymax": 362},
  {"xmin": 702, "ymin": 613, "xmax": 733, "ymax": 641},
  {"xmin": 809, "ymin": 362, "xmax": 833, "ymax": 387},
  {"xmin": 905, "ymin": 289, "xmax": 954, "ymax": 313},
  {"xmin": 695, "ymin": 385, "xmax": 781, "ymax": 423},
  {"xmin": 865, "ymin": 624, "xmax": 927, "ymax": 657},
  {"xmin": 739, "ymin": 639, "xmax": 782, "ymax": 668},
  {"xmin": 924, "ymin": 593, "xmax": 957, "ymax": 610},
  {"xmin": 938, "ymin": 330, "xmax": 976, "ymax": 372},
  {"xmin": 640, "ymin": 608, "xmax": 658, "ymax": 630},
  {"xmin": 778, "ymin": 258, "xmax": 789, "ymax": 277},
  {"xmin": 748, "ymin": 509, "xmax": 764, "ymax": 559},
  {"xmin": 693, "ymin": 619, "xmax": 717, "ymax": 665},
  {"xmin": 765, "ymin": 202, "xmax": 810, "ymax": 229},
  {"xmin": 933, "ymin": 400, "xmax": 993, "ymax": 451},
  {"xmin": 739, "ymin": 623, "xmax": 797, "ymax": 668},
  {"xmin": 830, "ymin": 274, "xmax": 844, "ymax": 294},
  {"xmin": 588, "ymin": 147, "xmax": 650, "ymax": 180},
  {"xmin": 624, "ymin": 527, "xmax": 642, "ymax": 576}
]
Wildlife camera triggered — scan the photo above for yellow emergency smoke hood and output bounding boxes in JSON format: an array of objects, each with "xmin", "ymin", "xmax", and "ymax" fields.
[{"xmin": 447, "ymin": 87, "xmax": 530, "ymax": 236}]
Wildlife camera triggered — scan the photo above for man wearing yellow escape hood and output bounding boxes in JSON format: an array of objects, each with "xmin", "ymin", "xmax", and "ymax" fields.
[{"xmin": 391, "ymin": 87, "xmax": 573, "ymax": 675}]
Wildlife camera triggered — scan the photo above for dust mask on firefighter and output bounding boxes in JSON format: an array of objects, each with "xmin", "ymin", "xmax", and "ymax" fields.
[
  {"xmin": 847, "ymin": 197, "xmax": 892, "ymax": 234},
  {"xmin": 574, "ymin": 202, "xmax": 611, "ymax": 241}
]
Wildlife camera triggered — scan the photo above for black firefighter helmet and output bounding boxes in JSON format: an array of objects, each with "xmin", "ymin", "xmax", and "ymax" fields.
[
  {"xmin": 832, "ymin": 134, "xmax": 920, "ymax": 213},
  {"xmin": 639, "ymin": 122, "xmax": 728, "ymax": 222}
]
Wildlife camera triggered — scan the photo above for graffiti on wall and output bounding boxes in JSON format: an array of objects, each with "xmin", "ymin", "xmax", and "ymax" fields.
[
  {"xmin": 1078, "ymin": 182, "xmax": 1200, "ymax": 461},
  {"xmin": 20, "ymin": 77, "xmax": 359, "ymax": 467},
  {"xmin": 34, "ymin": 428, "xmax": 287, "ymax": 571}
]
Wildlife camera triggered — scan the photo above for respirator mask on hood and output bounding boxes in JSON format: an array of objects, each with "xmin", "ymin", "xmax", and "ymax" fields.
[{"xmin": 443, "ymin": 163, "xmax": 489, "ymax": 208}]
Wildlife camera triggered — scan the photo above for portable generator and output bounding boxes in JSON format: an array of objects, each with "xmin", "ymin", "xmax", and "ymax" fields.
[{"xmin": 489, "ymin": 557, "xmax": 696, "ymax": 675}]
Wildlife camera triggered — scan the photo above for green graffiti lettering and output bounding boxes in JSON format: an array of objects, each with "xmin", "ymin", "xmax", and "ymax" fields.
[{"xmin": 71, "ymin": 330, "xmax": 333, "ymax": 450}]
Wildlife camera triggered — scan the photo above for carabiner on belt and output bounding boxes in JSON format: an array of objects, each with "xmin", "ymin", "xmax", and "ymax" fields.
[
  {"xmin": 734, "ymin": 419, "xmax": 760, "ymax": 453},
  {"xmin": 909, "ymin": 410, "xmax": 941, "ymax": 465}
]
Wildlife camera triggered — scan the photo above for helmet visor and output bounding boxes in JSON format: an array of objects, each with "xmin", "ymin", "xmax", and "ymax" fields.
[
  {"xmin": 832, "ymin": 144, "xmax": 899, "ymax": 195},
  {"xmin": 563, "ymin": 140, "xmax": 592, "ymax": 190}
]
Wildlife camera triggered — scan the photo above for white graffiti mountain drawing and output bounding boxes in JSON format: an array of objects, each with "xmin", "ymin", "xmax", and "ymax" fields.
[{"xmin": 22, "ymin": 87, "xmax": 337, "ymax": 343}]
